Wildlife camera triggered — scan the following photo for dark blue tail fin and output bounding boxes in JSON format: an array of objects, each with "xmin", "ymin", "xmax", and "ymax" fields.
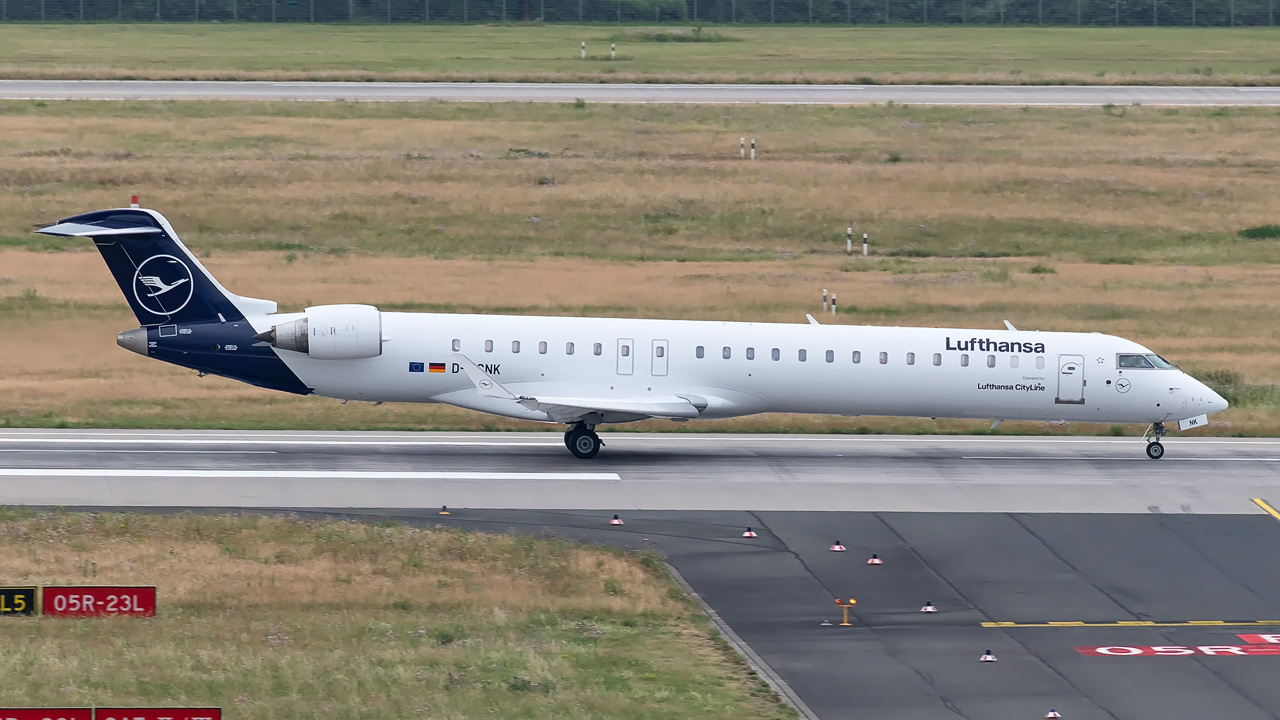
[{"xmin": 37, "ymin": 208, "xmax": 276, "ymax": 326}]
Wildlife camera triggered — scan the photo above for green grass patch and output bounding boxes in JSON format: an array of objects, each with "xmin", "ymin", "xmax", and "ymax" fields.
[
  {"xmin": 1239, "ymin": 224, "xmax": 1280, "ymax": 239},
  {"xmin": 0, "ymin": 25, "xmax": 1279, "ymax": 85}
]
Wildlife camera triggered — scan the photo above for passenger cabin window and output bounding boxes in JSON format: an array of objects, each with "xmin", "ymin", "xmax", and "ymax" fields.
[
  {"xmin": 538, "ymin": 341, "xmax": 548, "ymax": 355},
  {"xmin": 485, "ymin": 340, "xmax": 494, "ymax": 353},
  {"xmin": 746, "ymin": 347, "xmax": 755, "ymax": 360},
  {"xmin": 696, "ymin": 345, "xmax": 705, "ymax": 359},
  {"xmin": 566, "ymin": 342, "xmax": 575, "ymax": 355},
  {"xmin": 723, "ymin": 346, "xmax": 731, "ymax": 359},
  {"xmin": 798, "ymin": 349, "xmax": 807, "ymax": 362},
  {"xmin": 1035, "ymin": 356, "xmax": 1045, "ymax": 370},
  {"xmin": 1118, "ymin": 354, "xmax": 1156, "ymax": 369},
  {"xmin": 1010, "ymin": 356, "xmax": 1019, "ymax": 369},
  {"xmin": 961, "ymin": 354, "xmax": 969, "ymax": 367},
  {"xmin": 771, "ymin": 348, "xmax": 780, "ymax": 361},
  {"xmin": 879, "ymin": 352, "xmax": 888, "ymax": 365},
  {"xmin": 933, "ymin": 353, "xmax": 942, "ymax": 366},
  {"xmin": 852, "ymin": 351, "xmax": 862, "ymax": 364},
  {"xmin": 621, "ymin": 344, "xmax": 630, "ymax": 357},
  {"xmin": 512, "ymin": 341, "xmax": 521, "ymax": 353},
  {"xmin": 655, "ymin": 346, "xmax": 665, "ymax": 358},
  {"xmin": 906, "ymin": 352, "xmax": 915, "ymax": 366},
  {"xmin": 593, "ymin": 343, "xmax": 602, "ymax": 356},
  {"xmin": 987, "ymin": 355, "xmax": 996, "ymax": 368},
  {"xmin": 452, "ymin": 339, "xmax": 461, "ymax": 352},
  {"xmin": 825, "ymin": 350, "xmax": 834, "ymax": 363}
]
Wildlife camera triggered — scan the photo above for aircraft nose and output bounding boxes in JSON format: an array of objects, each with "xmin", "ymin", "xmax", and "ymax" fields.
[{"xmin": 1207, "ymin": 387, "xmax": 1229, "ymax": 415}]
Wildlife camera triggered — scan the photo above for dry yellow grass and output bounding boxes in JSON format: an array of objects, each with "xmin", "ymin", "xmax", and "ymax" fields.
[
  {"xmin": 3, "ymin": 251, "xmax": 1277, "ymax": 434},
  {"xmin": 0, "ymin": 511, "xmax": 791, "ymax": 719},
  {"xmin": 2, "ymin": 103, "xmax": 1280, "ymax": 265}
]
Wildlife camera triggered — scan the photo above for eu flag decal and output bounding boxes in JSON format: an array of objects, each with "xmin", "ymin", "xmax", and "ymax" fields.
[{"xmin": 409, "ymin": 362, "xmax": 425, "ymax": 373}]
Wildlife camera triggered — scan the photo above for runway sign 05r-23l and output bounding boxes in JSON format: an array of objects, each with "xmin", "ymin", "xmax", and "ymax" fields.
[{"xmin": 42, "ymin": 587, "xmax": 156, "ymax": 617}]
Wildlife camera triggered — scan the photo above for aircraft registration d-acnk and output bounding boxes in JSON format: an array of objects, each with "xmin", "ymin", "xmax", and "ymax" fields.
[{"xmin": 38, "ymin": 207, "xmax": 1228, "ymax": 460}]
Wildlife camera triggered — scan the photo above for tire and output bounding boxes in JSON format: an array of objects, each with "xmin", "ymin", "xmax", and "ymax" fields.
[
  {"xmin": 1146, "ymin": 441, "xmax": 1165, "ymax": 460},
  {"xmin": 567, "ymin": 429, "xmax": 601, "ymax": 460}
]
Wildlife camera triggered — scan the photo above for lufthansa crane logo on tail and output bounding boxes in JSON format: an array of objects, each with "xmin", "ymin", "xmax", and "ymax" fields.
[{"xmin": 132, "ymin": 254, "xmax": 194, "ymax": 317}]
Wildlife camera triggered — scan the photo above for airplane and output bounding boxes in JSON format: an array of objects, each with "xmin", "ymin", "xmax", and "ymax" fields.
[{"xmin": 36, "ymin": 206, "xmax": 1228, "ymax": 460}]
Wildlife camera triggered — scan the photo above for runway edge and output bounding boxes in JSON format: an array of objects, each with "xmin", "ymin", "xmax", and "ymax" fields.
[{"xmin": 665, "ymin": 562, "xmax": 820, "ymax": 720}]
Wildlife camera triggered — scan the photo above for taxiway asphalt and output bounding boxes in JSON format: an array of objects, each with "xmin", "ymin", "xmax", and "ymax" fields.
[
  {"xmin": 10, "ymin": 430, "xmax": 1280, "ymax": 720},
  {"xmin": 2, "ymin": 80, "xmax": 1280, "ymax": 105}
]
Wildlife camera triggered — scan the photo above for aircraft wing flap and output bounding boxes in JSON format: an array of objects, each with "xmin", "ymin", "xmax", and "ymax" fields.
[
  {"xmin": 451, "ymin": 352, "xmax": 700, "ymax": 422},
  {"xmin": 520, "ymin": 395, "xmax": 701, "ymax": 420}
]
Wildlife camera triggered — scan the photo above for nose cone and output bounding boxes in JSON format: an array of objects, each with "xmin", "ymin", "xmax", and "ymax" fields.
[
  {"xmin": 116, "ymin": 327, "xmax": 148, "ymax": 356},
  {"xmin": 1206, "ymin": 387, "xmax": 1229, "ymax": 415}
]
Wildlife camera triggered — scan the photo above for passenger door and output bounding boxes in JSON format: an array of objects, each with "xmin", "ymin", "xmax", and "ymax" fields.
[{"xmin": 1056, "ymin": 354, "xmax": 1085, "ymax": 404}]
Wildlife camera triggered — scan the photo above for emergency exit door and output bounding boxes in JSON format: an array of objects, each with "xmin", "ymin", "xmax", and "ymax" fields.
[
  {"xmin": 617, "ymin": 338, "xmax": 634, "ymax": 375},
  {"xmin": 651, "ymin": 339, "xmax": 669, "ymax": 377}
]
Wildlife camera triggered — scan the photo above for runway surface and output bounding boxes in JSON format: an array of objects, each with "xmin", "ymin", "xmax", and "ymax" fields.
[
  {"xmin": 3, "ymin": 80, "xmax": 1280, "ymax": 105},
  {"xmin": 2, "ymin": 430, "xmax": 1278, "ymax": 513},
  {"xmin": 13, "ymin": 429, "xmax": 1280, "ymax": 719}
]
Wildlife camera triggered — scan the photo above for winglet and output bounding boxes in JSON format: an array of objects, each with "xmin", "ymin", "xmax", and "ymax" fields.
[
  {"xmin": 806, "ymin": 314, "xmax": 820, "ymax": 325},
  {"xmin": 1003, "ymin": 320, "xmax": 1017, "ymax": 331},
  {"xmin": 452, "ymin": 353, "xmax": 516, "ymax": 399}
]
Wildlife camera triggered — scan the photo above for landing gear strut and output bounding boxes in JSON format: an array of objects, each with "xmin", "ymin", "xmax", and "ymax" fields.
[
  {"xmin": 565, "ymin": 423, "xmax": 603, "ymax": 460},
  {"xmin": 1145, "ymin": 422, "xmax": 1168, "ymax": 460}
]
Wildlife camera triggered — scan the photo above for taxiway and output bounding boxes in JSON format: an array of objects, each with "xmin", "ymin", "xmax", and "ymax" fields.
[{"xmin": 2, "ymin": 80, "xmax": 1279, "ymax": 105}]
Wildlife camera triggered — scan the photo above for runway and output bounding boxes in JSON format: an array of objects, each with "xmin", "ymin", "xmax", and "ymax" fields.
[
  {"xmin": 12, "ymin": 429, "xmax": 1280, "ymax": 719},
  {"xmin": 2, "ymin": 430, "xmax": 1277, "ymax": 513},
  {"xmin": 3, "ymin": 80, "xmax": 1280, "ymax": 105}
]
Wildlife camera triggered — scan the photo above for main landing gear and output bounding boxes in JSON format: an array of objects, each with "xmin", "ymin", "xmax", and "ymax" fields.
[
  {"xmin": 1144, "ymin": 422, "xmax": 1168, "ymax": 460},
  {"xmin": 565, "ymin": 423, "xmax": 603, "ymax": 460}
]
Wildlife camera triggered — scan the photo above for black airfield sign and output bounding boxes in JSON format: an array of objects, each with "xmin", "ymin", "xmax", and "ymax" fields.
[{"xmin": 0, "ymin": 587, "xmax": 37, "ymax": 616}]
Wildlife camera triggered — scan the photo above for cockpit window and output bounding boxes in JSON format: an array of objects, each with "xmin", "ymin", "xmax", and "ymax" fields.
[
  {"xmin": 1146, "ymin": 354, "xmax": 1176, "ymax": 369},
  {"xmin": 1117, "ymin": 354, "xmax": 1155, "ymax": 369}
]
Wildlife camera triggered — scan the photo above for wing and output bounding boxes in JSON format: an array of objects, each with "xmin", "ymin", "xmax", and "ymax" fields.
[{"xmin": 451, "ymin": 353, "xmax": 703, "ymax": 423}]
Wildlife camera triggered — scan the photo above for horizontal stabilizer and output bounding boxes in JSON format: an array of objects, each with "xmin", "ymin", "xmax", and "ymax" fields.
[{"xmin": 37, "ymin": 222, "xmax": 164, "ymax": 238}]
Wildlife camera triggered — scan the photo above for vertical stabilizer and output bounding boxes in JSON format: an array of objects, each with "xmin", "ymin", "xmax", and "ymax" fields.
[{"xmin": 36, "ymin": 208, "xmax": 276, "ymax": 326}]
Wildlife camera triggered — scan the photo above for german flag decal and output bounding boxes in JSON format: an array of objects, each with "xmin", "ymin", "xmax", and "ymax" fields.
[{"xmin": 429, "ymin": 362, "xmax": 447, "ymax": 373}]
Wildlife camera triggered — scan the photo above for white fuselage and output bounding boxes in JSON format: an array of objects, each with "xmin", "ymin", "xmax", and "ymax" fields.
[{"xmin": 258, "ymin": 312, "xmax": 1226, "ymax": 427}]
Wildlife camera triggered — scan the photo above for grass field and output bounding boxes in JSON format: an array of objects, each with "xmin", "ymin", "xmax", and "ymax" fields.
[
  {"xmin": 2, "ymin": 24, "xmax": 1280, "ymax": 85},
  {"xmin": 2, "ymin": 100, "xmax": 1278, "ymax": 434},
  {"xmin": 0, "ymin": 509, "xmax": 792, "ymax": 719}
]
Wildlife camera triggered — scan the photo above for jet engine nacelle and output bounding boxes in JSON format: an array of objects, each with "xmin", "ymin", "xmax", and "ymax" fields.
[{"xmin": 257, "ymin": 304, "xmax": 383, "ymax": 360}]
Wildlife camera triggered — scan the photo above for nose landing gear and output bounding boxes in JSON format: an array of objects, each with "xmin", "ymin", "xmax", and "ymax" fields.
[
  {"xmin": 565, "ymin": 423, "xmax": 603, "ymax": 459},
  {"xmin": 1144, "ymin": 422, "xmax": 1168, "ymax": 460}
]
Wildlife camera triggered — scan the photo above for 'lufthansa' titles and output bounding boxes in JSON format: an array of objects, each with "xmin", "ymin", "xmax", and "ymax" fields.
[{"xmin": 946, "ymin": 337, "xmax": 1045, "ymax": 354}]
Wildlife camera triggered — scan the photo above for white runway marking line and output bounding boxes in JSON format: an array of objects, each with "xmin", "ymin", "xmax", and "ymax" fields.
[
  {"xmin": 0, "ymin": 469, "xmax": 622, "ymax": 480},
  {"xmin": 0, "ymin": 438, "xmax": 560, "ymax": 447},
  {"xmin": 0, "ymin": 449, "xmax": 277, "ymax": 454},
  {"xmin": 963, "ymin": 456, "xmax": 1280, "ymax": 462}
]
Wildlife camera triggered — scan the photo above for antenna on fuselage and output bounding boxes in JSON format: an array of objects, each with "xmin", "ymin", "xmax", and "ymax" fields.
[{"xmin": 1003, "ymin": 320, "xmax": 1017, "ymax": 331}]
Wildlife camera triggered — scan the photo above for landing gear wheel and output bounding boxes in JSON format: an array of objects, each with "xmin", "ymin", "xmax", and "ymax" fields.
[
  {"xmin": 565, "ymin": 426, "xmax": 602, "ymax": 459},
  {"xmin": 1146, "ymin": 441, "xmax": 1165, "ymax": 460}
]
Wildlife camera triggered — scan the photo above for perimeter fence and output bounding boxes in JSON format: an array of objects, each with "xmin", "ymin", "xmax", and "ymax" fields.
[{"xmin": 0, "ymin": 0, "xmax": 1274, "ymax": 26}]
